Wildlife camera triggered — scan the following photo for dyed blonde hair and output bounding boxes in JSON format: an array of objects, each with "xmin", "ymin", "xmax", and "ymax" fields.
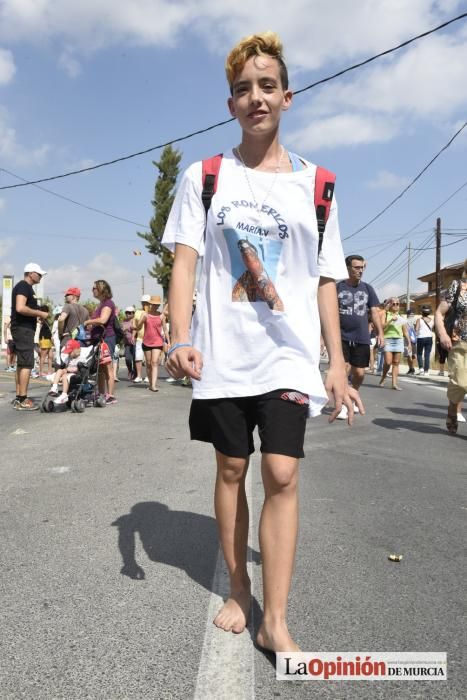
[{"xmin": 225, "ymin": 31, "xmax": 288, "ymax": 94}]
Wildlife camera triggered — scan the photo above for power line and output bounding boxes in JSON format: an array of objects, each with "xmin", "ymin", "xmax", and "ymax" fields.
[
  {"xmin": 369, "ymin": 231, "xmax": 433, "ymax": 285},
  {"xmin": 0, "ymin": 228, "xmax": 141, "ymax": 243},
  {"xmin": 359, "ymin": 176, "xmax": 467, "ymax": 261},
  {"xmin": 1, "ymin": 12, "xmax": 466, "ymax": 192},
  {"xmin": 343, "ymin": 120, "xmax": 467, "ymax": 241},
  {"xmin": 0, "ymin": 167, "xmax": 151, "ymax": 229},
  {"xmin": 375, "ymin": 234, "xmax": 434, "ymax": 287},
  {"xmin": 412, "ymin": 236, "xmax": 467, "ymax": 250}
]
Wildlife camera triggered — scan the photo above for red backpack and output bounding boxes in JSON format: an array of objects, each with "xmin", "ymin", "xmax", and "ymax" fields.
[{"xmin": 201, "ymin": 153, "xmax": 335, "ymax": 257}]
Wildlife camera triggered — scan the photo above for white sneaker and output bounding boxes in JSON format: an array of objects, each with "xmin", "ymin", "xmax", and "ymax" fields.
[
  {"xmin": 419, "ymin": 369, "xmax": 425, "ymax": 376},
  {"xmin": 133, "ymin": 377, "xmax": 143, "ymax": 383},
  {"xmin": 143, "ymin": 377, "xmax": 149, "ymax": 383},
  {"xmin": 457, "ymin": 413, "xmax": 466, "ymax": 423},
  {"xmin": 54, "ymin": 393, "xmax": 68, "ymax": 405},
  {"xmin": 336, "ymin": 405, "xmax": 348, "ymax": 420},
  {"xmin": 166, "ymin": 377, "xmax": 177, "ymax": 383}
]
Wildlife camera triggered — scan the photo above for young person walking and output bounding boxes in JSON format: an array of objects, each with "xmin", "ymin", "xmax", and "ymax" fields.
[
  {"xmin": 134, "ymin": 296, "xmax": 168, "ymax": 392},
  {"xmin": 163, "ymin": 32, "xmax": 362, "ymax": 653}
]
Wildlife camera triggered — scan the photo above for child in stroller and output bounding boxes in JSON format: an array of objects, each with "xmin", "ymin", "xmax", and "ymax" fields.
[{"xmin": 42, "ymin": 334, "xmax": 107, "ymax": 413}]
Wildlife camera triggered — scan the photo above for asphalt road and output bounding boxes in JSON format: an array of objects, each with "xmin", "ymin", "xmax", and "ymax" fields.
[{"xmin": 0, "ymin": 367, "xmax": 465, "ymax": 699}]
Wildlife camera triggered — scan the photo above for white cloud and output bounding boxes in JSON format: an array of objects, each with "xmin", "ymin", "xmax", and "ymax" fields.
[
  {"xmin": 0, "ymin": 197, "xmax": 5, "ymax": 211},
  {"xmin": 0, "ymin": 0, "xmax": 460, "ymax": 66},
  {"xmin": 0, "ymin": 48, "xmax": 16, "ymax": 84},
  {"xmin": 368, "ymin": 170, "xmax": 411, "ymax": 190},
  {"xmin": 376, "ymin": 281, "xmax": 405, "ymax": 302},
  {"xmin": 0, "ymin": 236, "xmax": 15, "ymax": 260},
  {"xmin": 43, "ymin": 253, "xmax": 162, "ymax": 308},
  {"xmin": 286, "ymin": 113, "xmax": 399, "ymax": 151},
  {"xmin": 0, "ymin": 107, "xmax": 50, "ymax": 167},
  {"xmin": 58, "ymin": 49, "xmax": 81, "ymax": 78},
  {"xmin": 287, "ymin": 27, "xmax": 467, "ymax": 152}
]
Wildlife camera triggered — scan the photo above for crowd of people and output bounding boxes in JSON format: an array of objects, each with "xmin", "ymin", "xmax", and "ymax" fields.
[{"xmin": 4, "ymin": 269, "xmax": 170, "ymax": 410}]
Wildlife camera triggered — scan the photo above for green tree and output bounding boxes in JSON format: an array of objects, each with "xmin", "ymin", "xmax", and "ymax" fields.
[{"xmin": 137, "ymin": 144, "xmax": 182, "ymax": 299}]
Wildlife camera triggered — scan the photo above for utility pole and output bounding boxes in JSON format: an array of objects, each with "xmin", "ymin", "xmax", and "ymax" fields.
[
  {"xmin": 435, "ymin": 218, "xmax": 441, "ymax": 310},
  {"xmin": 406, "ymin": 241, "xmax": 411, "ymax": 313},
  {"xmin": 141, "ymin": 275, "xmax": 145, "ymax": 296}
]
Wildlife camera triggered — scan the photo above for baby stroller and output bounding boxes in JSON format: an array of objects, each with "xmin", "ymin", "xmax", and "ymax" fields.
[{"xmin": 41, "ymin": 327, "xmax": 109, "ymax": 413}]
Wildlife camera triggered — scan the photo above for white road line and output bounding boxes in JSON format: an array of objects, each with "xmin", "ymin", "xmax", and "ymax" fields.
[
  {"xmin": 194, "ymin": 464, "xmax": 255, "ymax": 700},
  {"xmin": 399, "ymin": 378, "xmax": 446, "ymax": 392}
]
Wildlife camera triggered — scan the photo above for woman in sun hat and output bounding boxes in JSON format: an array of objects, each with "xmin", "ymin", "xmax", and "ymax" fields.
[{"xmin": 134, "ymin": 295, "xmax": 169, "ymax": 392}]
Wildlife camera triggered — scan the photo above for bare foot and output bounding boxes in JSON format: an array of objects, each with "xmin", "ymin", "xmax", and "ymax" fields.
[
  {"xmin": 256, "ymin": 621, "xmax": 300, "ymax": 652},
  {"xmin": 213, "ymin": 588, "xmax": 251, "ymax": 634}
]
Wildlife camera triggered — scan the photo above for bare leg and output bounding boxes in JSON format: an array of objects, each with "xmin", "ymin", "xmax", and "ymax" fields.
[
  {"xmin": 350, "ymin": 366, "xmax": 365, "ymax": 391},
  {"xmin": 135, "ymin": 360, "xmax": 142, "ymax": 379},
  {"xmin": 16, "ymin": 367, "xmax": 31, "ymax": 396},
  {"xmin": 106, "ymin": 363, "xmax": 115, "ymax": 396},
  {"xmin": 256, "ymin": 453, "xmax": 300, "ymax": 652},
  {"xmin": 150, "ymin": 349, "xmax": 161, "ymax": 390},
  {"xmin": 213, "ymin": 451, "xmax": 251, "ymax": 634},
  {"xmin": 144, "ymin": 350, "xmax": 152, "ymax": 388},
  {"xmin": 39, "ymin": 349, "xmax": 46, "ymax": 375},
  {"xmin": 379, "ymin": 352, "xmax": 392, "ymax": 385},
  {"xmin": 391, "ymin": 353, "xmax": 401, "ymax": 389}
]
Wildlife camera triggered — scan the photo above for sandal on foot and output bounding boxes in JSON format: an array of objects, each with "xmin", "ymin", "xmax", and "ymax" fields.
[{"xmin": 446, "ymin": 412, "xmax": 458, "ymax": 435}]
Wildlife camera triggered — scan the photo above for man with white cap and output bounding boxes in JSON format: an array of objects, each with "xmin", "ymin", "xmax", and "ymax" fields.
[
  {"xmin": 11, "ymin": 263, "xmax": 49, "ymax": 410},
  {"xmin": 132, "ymin": 294, "xmax": 150, "ymax": 383}
]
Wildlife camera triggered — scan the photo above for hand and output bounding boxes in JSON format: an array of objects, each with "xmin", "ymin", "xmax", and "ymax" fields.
[
  {"xmin": 439, "ymin": 333, "xmax": 452, "ymax": 351},
  {"xmin": 166, "ymin": 345, "xmax": 203, "ymax": 381},
  {"xmin": 39, "ymin": 310, "xmax": 49, "ymax": 320},
  {"xmin": 325, "ymin": 367, "xmax": 366, "ymax": 425},
  {"xmin": 377, "ymin": 333, "xmax": 385, "ymax": 348}
]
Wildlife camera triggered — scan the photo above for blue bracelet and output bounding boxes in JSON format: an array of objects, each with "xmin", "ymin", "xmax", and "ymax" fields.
[{"xmin": 167, "ymin": 342, "xmax": 192, "ymax": 358}]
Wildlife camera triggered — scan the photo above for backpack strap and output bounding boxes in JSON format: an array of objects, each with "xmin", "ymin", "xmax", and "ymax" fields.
[
  {"xmin": 314, "ymin": 166, "xmax": 336, "ymax": 258},
  {"xmin": 201, "ymin": 154, "xmax": 223, "ymax": 217}
]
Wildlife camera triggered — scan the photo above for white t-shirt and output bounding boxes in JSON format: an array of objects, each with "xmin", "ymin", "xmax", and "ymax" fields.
[{"xmin": 162, "ymin": 149, "xmax": 347, "ymax": 417}]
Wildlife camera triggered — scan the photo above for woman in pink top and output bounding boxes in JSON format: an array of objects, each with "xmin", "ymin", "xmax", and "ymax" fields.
[{"xmin": 134, "ymin": 295, "xmax": 168, "ymax": 391}]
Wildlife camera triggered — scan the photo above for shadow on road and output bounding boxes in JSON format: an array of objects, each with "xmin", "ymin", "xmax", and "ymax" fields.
[
  {"xmin": 112, "ymin": 501, "xmax": 260, "ymax": 593},
  {"xmin": 372, "ymin": 417, "xmax": 467, "ymax": 439},
  {"xmin": 386, "ymin": 406, "xmax": 446, "ymax": 420}
]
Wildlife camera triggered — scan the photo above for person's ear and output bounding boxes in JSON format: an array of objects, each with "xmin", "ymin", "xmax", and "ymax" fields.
[
  {"xmin": 282, "ymin": 89, "xmax": 293, "ymax": 112},
  {"xmin": 227, "ymin": 96, "xmax": 236, "ymax": 117}
]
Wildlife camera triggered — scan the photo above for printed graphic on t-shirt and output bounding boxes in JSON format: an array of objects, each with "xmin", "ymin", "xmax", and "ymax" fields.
[{"xmin": 223, "ymin": 228, "xmax": 284, "ymax": 311}]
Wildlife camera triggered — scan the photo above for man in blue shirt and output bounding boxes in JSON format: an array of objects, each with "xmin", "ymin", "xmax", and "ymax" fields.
[{"xmin": 336, "ymin": 255, "xmax": 384, "ymax": 418}]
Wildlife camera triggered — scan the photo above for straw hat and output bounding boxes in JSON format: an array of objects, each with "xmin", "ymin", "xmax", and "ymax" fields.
[{"xmin": 149, "ymin": 295, "xmax": 161, "ymax": 305}]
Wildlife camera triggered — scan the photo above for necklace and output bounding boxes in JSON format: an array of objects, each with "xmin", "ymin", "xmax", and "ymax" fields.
[{"xmin": 235, "ymin": 145, "xmax": 285, "ymax": 225}]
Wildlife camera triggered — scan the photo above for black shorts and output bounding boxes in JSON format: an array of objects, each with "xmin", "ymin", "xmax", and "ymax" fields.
[
  {"xmin": 189, "ymin": 389, "xmax": 309, "ymax": 459},
  {"xmin": 341, "ymin": 341, "xmax": 370, "ymax": 368},
  {"xmin": 142, "ymin": 344, "xmax": 163, "ymax": 352},
  {"xmin": 436, "ymin": 340, "xmax": 449, "ymax": 364},
  {"xmin": 7, "ymin": 339, "xmax": 16, "ymax": 352},
  {"xmin": 11, "ymin": 325, "xmax": 35, "ymax": 369}
]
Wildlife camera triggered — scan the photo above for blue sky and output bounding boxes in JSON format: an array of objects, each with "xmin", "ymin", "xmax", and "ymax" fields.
[{"xmin": 0, "ymin": 0, "xmax": 466, "ymax": 308}]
